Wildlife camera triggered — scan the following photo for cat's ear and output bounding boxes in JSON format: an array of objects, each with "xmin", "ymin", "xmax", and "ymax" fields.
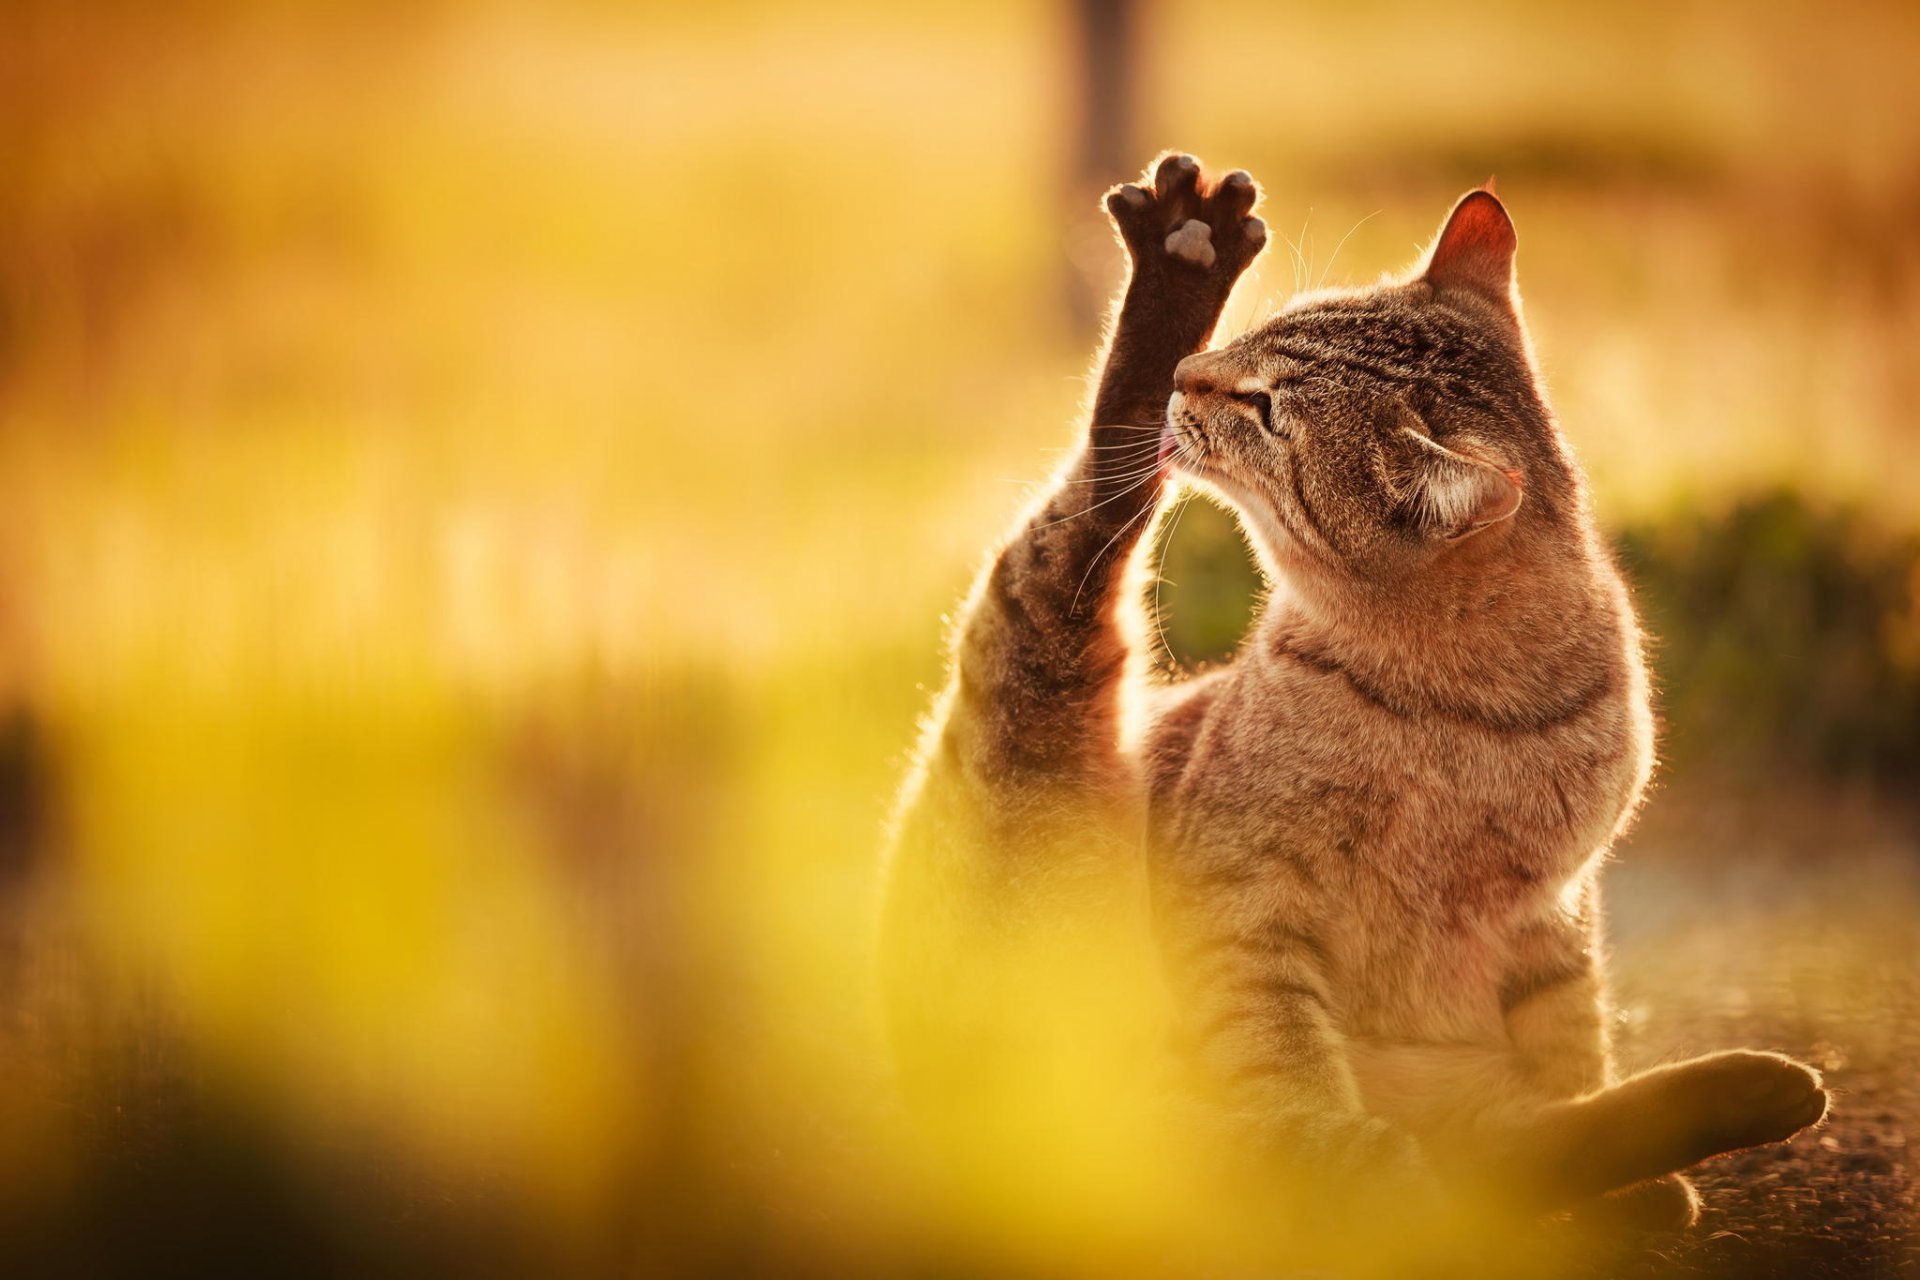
[
  {"xmin": 1420, "ymin": 188, "xmax": 1517, "ymax": 306},
  {"xmin": 1399, "ymin": 428, "xmax": 1523, "ymax": 541}
]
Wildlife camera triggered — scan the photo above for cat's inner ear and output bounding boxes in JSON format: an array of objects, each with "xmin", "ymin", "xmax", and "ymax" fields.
[
  {"xmin": 1399, "ymin": 428, "xmax": 1523, "ymax": 541},
  {"xmin": 1420, "ymin": 189, "xmax": 1518, "ymax": 305}
]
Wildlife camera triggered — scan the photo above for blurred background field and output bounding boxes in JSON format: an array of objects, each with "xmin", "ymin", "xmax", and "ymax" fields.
[{"xmin": 0, "ymin": 0, "xmax": 1916, "ymax": 1275}]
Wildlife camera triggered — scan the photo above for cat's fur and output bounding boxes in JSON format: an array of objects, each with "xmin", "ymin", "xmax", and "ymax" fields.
[{"xmin": 880, "ymin": 154, "xmax": 1828, "ymax": 1233}]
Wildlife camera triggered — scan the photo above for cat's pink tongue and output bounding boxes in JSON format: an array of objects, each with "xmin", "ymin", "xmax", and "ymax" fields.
[{"xmin": 1157, "ymin": 427, "xmax": 1177, "ymax": 472}]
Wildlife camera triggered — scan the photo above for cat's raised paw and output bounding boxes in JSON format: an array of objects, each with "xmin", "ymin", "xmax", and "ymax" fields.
[
  {"xmin": 1165, "ymin": 220, "xmax": 1215, "ymax": 268},
  {"xmin": 1105, "ymin": 153, "xmax": 1266, "ymax": 279}
]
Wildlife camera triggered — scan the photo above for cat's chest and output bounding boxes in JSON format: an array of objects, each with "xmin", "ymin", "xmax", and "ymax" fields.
[{"xmin": 1150, "ymin": 672, "xmax": 1609, "ymax": 919}]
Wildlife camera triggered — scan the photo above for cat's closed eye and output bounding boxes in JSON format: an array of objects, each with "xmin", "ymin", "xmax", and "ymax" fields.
[
  {"xmin": 1228, "ymin": 389, "xmax": 1274, "ymax": 430},
  {"xmin": 1230, "ymin": 388, "xmax": 1297, "ymax": 440}
]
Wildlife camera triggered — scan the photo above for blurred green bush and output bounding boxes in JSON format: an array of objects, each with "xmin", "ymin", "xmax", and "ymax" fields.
[{"xmin": 1619, "ymin": 491, "xmax": 1920, "ymax": 785}]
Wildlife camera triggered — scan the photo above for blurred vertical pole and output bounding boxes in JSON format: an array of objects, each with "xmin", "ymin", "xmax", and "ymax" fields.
[{"xmin": 1063, "ymin": 0, "xmax": 1139, "ymax": 337}]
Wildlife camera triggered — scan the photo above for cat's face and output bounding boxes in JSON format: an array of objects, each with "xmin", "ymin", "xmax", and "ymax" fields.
[{"xmin": 1164, "ymin": 191, "xmax": 1564, "ymax": 592}]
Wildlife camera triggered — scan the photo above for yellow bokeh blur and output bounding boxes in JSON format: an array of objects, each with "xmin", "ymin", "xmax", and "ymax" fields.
[{"xmin": 0, "ymin": 0, "xmax": 1915, "ymax": 1274}]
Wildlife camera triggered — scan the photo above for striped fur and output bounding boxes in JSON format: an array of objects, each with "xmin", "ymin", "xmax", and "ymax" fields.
[{"xmin": 881, "ymin": 168, "xmax": 1828, "ymax": 1234}]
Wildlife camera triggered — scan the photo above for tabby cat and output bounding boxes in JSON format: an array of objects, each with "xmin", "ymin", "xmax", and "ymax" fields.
[{"xmin": 880, "ymin": 153, "xmax": 1827, "ymax": 1237}]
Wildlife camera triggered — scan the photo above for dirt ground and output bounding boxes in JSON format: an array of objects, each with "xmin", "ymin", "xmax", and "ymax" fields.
[{"xmin": 1559, "ymin": 782, "xmax": 1920, "ymax": 1280}]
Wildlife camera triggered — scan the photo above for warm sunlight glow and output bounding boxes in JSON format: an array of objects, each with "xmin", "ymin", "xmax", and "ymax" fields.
[{"xmin": 0, "ymin": 1, "xmax": 1913, "ymax": 1274}]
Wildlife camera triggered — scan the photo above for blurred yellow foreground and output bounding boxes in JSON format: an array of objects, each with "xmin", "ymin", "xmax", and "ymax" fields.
[{"xmin": 0, "ymin": 1, "xmax": 1915, "ymax": 1275}]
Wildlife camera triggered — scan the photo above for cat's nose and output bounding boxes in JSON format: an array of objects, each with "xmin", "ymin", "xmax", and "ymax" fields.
[{"xmin": 1173, "ymin": 355, "xmax": 1217, "ymax": 397}]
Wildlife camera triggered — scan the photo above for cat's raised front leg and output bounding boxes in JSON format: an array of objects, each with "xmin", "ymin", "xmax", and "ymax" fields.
[
  {"xmin": 1093, "ymin": 153, "xmax": 1267, "ymax": 434},
  {"xmin": 881, "ymin": 155, "xmax": 1265, "ymax": 1097},
  {"xmin": 917, "ymin": 154, "xmax": 1266, "ymax": 805}
]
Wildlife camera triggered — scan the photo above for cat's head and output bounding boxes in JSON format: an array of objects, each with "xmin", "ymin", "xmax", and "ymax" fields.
[{"xmin": 1164, "ymin": 190, "xmax": 1574, "ymax": 598}]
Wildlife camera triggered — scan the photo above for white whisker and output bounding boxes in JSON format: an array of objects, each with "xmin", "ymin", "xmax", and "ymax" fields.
[
  {"xmin": 1070, "ymin": 498, "xmax": 1158, "ymax": 615},
  {"xmin": 1152, "ymin": 483, "xmax": 1198, "ymax": 669},
  {"xmin": 1029, "ymin": 465, "xmax": 1164, "ymax": 532},
  {"xmin": 1317, "ymin": 210, "xmax": 1380, "ymax": 293}
]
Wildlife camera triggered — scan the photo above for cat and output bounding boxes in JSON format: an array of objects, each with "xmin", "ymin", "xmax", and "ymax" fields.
[{"xmin": 879, "ymin": 153, "xmax": 1828, "ymax": 1241}]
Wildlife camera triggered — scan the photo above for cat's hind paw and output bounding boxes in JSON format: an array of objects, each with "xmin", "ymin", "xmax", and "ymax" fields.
[
  {"xmin": 1602, "ymin": 1048, "xmax": 1830, "ymax": 1182},
  {"xmin": 1694, "ymin": 1050, "xmax": 1829, "ymax": 1152},
  {"xmin": 1574, "ymin": 1173, "xmax": 1702, "ymax": 1233}
]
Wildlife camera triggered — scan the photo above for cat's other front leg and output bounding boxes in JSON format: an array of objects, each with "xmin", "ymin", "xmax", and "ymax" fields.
[
  {"xmin": 1501, "ymin": 887, "xmax": 1700, "ymax": 1228},
  {"xmin": 1501, "ymin": 886, "xmax": 1613, "ymax": 1100},
  {"xmin": 1160, "ymin": 882, "xmax": 1434, "ymax": 1205}
]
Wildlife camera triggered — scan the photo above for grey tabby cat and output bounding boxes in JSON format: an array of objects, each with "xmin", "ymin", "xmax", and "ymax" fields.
[{"xmin": 881, "ymin": 153, "xmax": 1827, "ymax": 1240}]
